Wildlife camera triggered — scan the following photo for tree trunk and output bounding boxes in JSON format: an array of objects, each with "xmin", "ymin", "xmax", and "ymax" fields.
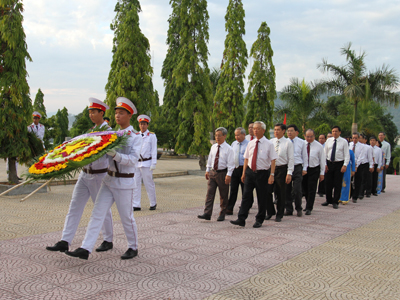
[
  {"xmin": 352, "ymin": 123, "xmax": 358, "ymax": 135},
  {"xmin": 8, "ymin": 157, "xmax": 20, "ymax": 184},
  {"xmin": 199, "ymin": 155, "xmax": 207, "ymax": 171}
]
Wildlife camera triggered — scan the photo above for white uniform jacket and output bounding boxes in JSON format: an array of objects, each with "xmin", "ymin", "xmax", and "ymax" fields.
[
  {"xmin": 28, "ymin": 123, "xmax": 45, "ymax": 141},
  {"xmin": 137, "ymin": 130, "xmax": 157, "ymax": 168}
]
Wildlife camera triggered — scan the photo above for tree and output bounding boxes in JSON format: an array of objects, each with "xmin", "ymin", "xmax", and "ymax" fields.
[
  {"xmin": 277, "ymin": 78, "xmax": 325, "ymax": 136},
  {"xmin": 69, "ymin": 107, "xmax": 93, "ymax": 137},
  {"xmin": 244, "ymin": 22, "xmax": 276, "ymax": 138},
  {"xmin": 0, "ymin": 0, "xmax": 33, "ymax": 184},
  {"xmin": 54, "ymin": 107, "xmax": 69, "ymax": 144},
  {"xmin": 173, "ymin": 0, "xmax": 213, "ymax": 170},
  {"xmin": 33, "ymin": 88, "xmax": 46, "ymax": 119},
  {"xmin": 318, "ymin": 42, "xmax": 400, "ymax": 133},
  {"xmin": 213, "ymin": 0, "xmax": 247, "ymax": 142},
  {"xmin": 105, "ymin": 0, "xmax": 156, "ymax": 129}
]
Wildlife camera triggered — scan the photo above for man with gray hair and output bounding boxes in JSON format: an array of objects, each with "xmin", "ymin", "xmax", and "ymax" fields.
[
  {"xmin": 226, "ymin": 127, "xmax": 250, "ymax": 215},
  {"xmin": 378, "ymin": 132, "xmax": 391, "ymax": 193},
  {"xmin": 198, "ymin": 127, "xmax": 235, "ymax": 221}
]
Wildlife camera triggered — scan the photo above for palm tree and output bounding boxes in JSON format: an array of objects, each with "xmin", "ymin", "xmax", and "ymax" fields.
[
  {"xmin": 277, "ymin": 78, "xmax": 325, "ymax": 135},
  {"xmin": 318, "ymin": 42, "xmax": 400, "ymax": 133}
]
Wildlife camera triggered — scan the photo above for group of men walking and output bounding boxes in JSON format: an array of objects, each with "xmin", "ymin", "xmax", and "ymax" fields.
[{"xmin": 199, "ymin": 122, "xmax": 391, "ymax": 228}]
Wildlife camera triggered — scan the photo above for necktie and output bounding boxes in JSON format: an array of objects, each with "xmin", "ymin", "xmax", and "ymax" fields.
[
  {"xmin": 251, "ymin": 140, "xmax": 259, "ymax": 171},
  {"xmin": 307, "ymin": 143, "xmax": 310, "ymax": 163},
  {"xmin": 275, "ymin": 140, "xmax": 280, "ymax": 153},
  {"xmin": 251, "ymin": 136, "xmax": 254, "ymax": 141},
  {"xmin": 141, "ymin": 133, "xmax": 144, "ymax": 137},
  {"xmin": 214, "ymin": 145, "xmax": 220, "ymax": 170},
  {"xmin": 235, "ymin": 143, "xmax": 240, "ymax": 168},
  {"xmin": 36, "ymin": 125, "xmax": 38, "ymax": 131},
  {"xmin": 331, "ymin": 139, "xmax": 337, "ymax": 162}
]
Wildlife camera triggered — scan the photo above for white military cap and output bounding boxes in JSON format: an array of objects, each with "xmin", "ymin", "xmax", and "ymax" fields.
[
  {"xmin": 137, "ymin": 114, "xmax": 151, "ymax": 123},
  {"xmin": 32, "ymin": 111, "xmax": 42, "ymax": 119},
  {"xmin": 88, "ymin": 97, "xmax": 110, "ymax": 112},
  {"xmin": 115, "ymin": 97, "xmax": 137, "ymax": 114}
]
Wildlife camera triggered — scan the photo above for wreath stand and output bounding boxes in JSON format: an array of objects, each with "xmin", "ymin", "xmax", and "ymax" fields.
[{"xmin": 0, "ymin": 178, "xmax": 54, "ymax": 202}]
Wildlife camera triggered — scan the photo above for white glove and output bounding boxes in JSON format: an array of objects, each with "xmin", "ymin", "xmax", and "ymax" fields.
[
  {"xmin": 150, "ymin": 165, "xmax": 156, "ymax": 170},
  {"xmin": 106, "ymin": 149, "xmax": 117, "ymax": 157}
]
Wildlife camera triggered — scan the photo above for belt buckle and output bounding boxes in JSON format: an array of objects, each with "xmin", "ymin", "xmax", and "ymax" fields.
[{"xmin": 111, "ymin": 171, "xmax": 116, "ymax": 177}]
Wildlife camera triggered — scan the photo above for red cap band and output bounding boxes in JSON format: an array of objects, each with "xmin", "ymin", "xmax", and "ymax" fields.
[
  {"xmin": 89, "ymin": 103, "xmax": 106, "ymax": 111},
  {"xmin": 33, "ymin": 114, "xmax": 41, "ymax": 118},
  {"xmin": 139, "ymin": 118, "xmax": 150, "ymax": 123},
  {"xmin": 116, "ymin": 102, "xmax": 133, "ymax": 114}
]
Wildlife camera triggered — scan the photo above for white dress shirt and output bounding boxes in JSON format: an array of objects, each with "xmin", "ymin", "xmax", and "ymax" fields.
[
  {"xmin": 381, "ymin": 140, "xmax": 391, "ymax": 165},
  {"xmin": 206, "ymin": 141, "xmax": 235, "ymax": 176},
  {"xmin": 290, "ymin": 136, "xmax": 308, "ymax": 170},
  {"xmin": 231, "ymin": 139, "xmax": 249, "ymax": 168},
  {"xmin": 306, "ymin": 140, "xmax": 326, "ymax": 175},
  {"xmin": 137, "ymin": 129, "xmax": 158, "ymax": 168},
  {"xmin": 244, "ymin": 136, "xmax": 278, "ymax": 171},
  {"xmin": 270, "ymin": 136, "xmax": 294, "ymax": 174},
  {"xmin": 373, "ymin": 146, "xmax": 383, "ymax": 169},
  {"xmin": 350, "ymin": 142, "xmax": 366, "ymax": 168},
  {"xmin": 362, "ymin": 144, "xmax": 374, "ymax": 168},
  {"xmin": 325, "ymin": 136, "xmax": 350, "ymax": 166},
  {"xmin": 28, "ymin": 123, "xmax": 45, "ymax": 141},
  {"xmin": 245, "ymin": 134, "xmax": 255, "ymax": 141}
]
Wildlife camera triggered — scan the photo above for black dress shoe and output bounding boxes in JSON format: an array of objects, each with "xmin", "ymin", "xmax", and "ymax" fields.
[
  {"xmin": 305, "ymin": 210, "xmax": 311, "ymax": 215},
  {"xmin": 318, "ymin": 194, "xmax": 324, "ymax": 197},
  {"xmin": 284, "ymin": 211, "xmax": 293, "ymax": 216},
  {"xmin": 352, "ymin": 199, "xmax": 357, "ymax": 203},
  {"xmin": 95, "ymin": 241, "xmax": 113, "ymax": 252},
  {"xmin": 265, "ymin": 215, "xmax": 273, "ymax": 220},
  {"xmin": 373, "ymin": 193, "xmax": 378, "ymax": 196},
  {"xmin": 358, "ymin": 196, "xmax": 364, "ymax": 200},
  {"xmin": 381, "ymin": 190, "xmax": 385, "ymax": 193},
  {"xmin": 303, "ymin": 208, "xmax": 307, "ymax": 211},
  {"xmin": 366, "ymin": 195, "xmax": 371, "ymax": 198},
  {"xmin": 332, "ymin": 203, "xmax": 338, "ymax": 209},
  {"xmin": 321, "ymin": 202, "xmax": 329, "ymax": 206},
  {"xmin": 217, "ymin": 215, "xmax": 225, "ymax": 221},
  {"xmin": 46, "ymin": 240, "xmax": 69, "ymax": 252},
  {"xmin": 226, "ymin": 210, "xmax": 233, "ymax": 215},
  {"xmin": 133, "ymin": 207, "xmax": 141, "ymax": 211},
  {"xmin": 121, "ymin": 248, "xmax": 138, "ymax": 260},
  {"xmin": 65, "ymin": 248, "xmax": 89, "ymax": 260},
  {"xmin": 230, "ymin": 219, "xmax": 245, "ymax": 227},
  {"xmin": 253, "ymin": 221, "xmax": 262, "ymax": 228},
  {"xmin": 275, "ymin": 217, "xmax": 282, "ymax": 222},
  {"xmin": 297, "ymin": 210, "xmax": 302, "ymax": 217},
  {"xmin": 198, "ymin": 213, "xmax": 211, "ymax": 220},
  {"xmin": 149, "ymin": 205, "xmax": 157, "ymax": 210}
]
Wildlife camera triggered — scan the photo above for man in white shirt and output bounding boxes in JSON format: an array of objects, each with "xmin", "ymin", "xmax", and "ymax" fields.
[
  {"xmin": 303, "ymin": 129, "xmax": 325, "ymax": 215},
  {"xmin": 266, "ymin": 123, "xmax": 293, "ymax": 222},
  {"xmin": 226, "ymin": 127, "xmax": 250, "ymax": 215},
  {"xmin": 350, "ymin": 132, "xmax": 367, "ymax": 203},
  {"xmin": 231, "ymin": 121, "xmax": 278, "ymax": 228},
  {"xmin": 46, "ymin": 98, "xmax": 114, "ymax": 254},
  {"xmin": 370, "ymin": 136, "xmax": 382, "ymax": 196},
  {"xmin": 317, "ymin": 134, "xmax": 327, "ymax": 197},
  {"xmin": 285, "ymin": 125, "xmax": 308, "ymax": 217},
  {"xmin": 245, "ymin": 123, "xmax": 255, "ymax": 141},
  {"xmin": 198, "ymin": 127, "xmax": 235, "ymax": 222},
  {"xmin": 322, "ymin": 126, "xmax": 349, "ymax": 209},
  {"xmin": 28, "ymin": 111, "xmax": 46, "ymax": 142},
  {"xmin": 133, "ymin": 114, "xmax": 158, "ymax": 211},
  {"xmin": 378, "ymin": 132, "xmax": 391, "ymax": 193},
  {"xmin": 359, "ymin": 134, "xmax": 374, "ymax": 198}
]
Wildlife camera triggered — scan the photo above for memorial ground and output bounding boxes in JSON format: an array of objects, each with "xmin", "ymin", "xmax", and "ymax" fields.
[{"xmin": 0, "ymin": 158, "xmax": 399, "ymax": 299}]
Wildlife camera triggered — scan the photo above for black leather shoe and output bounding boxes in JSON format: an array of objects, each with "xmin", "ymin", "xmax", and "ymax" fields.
[
  {"xmin": 381, "ymin": 190, "xmax": 385, "ymax": 193},
  {"xmin": 121, "ymin": 248, "xmax": 138, "ymax": 260},
  {"xmin": 366, "ymin": 195, "xmax": 371, "ymax": 198},
  {"xmin": 332, "ymin": 203, "xmax": 338, "ymax": 209},
  {"xmin": 284, "ymin": 211, "xmax": 293, "ymax": 216},
  {"xmin": 133, "ymin": 207, "xmax": 141, "ymax": 211},
  {"xmin": 217, "ymin": 215, "xmax": 225, "ymax": 222},
  {"xmin": 353, "ymin": 199, "xmax": 357, "ymax": 203},
  {"xmin": 305, "ymin": 210, "xmax": 311, "ymax": 215},
  {"xmin": 275, "ymin": 217, "xmax": 282, "ymax": 222},
  {"xmin": 265, "ymin": 215, "xmax": 273, "ymax": 220},
  {"xmin": 303, "ymin": 208, "xmax": 307, "ymax": 211},
  {"xmin": 373, "ymin": 193, "xmax": 378, "ymax": 196},
  {"xmin": 95, "ymin": 241, "xmax": 113, "ymax": 252},
  {"xmin": 297, "ymin": 210, "xmax": 302, "ymax": 217},
  {"xmin": 318, "ymin": 194, "xmax": 324, "ymax": 197},
  {"xmin": 253, "ymin": 221, "xmax": 262, "ymax": 228},
  {"xmin": 226, "ymin": 210, "xmax": 233, "ymax": 215},
  {"xmin": 358, "ymin": 196, "xmax": 364, "ymax": 200},
  {"xmin": 230, "ymin": 219, "xmax": 245, "ymax": 227},
  {"xmin": 149, "ymin": 205, "xmax": 157, "ymax": 210},
  {"xmin": 321, "ymin": 202, "xmax": 329, "ymax": 206},
  {"xmin": 65, "ymin": 248, "xmax": 89, "ymax": 260},
  {"xmin": 198, "ymin": 213, "xmax": 211, "ymax": 220},
  {"xmin": 46, "ymin": 240, "xmax": 68, "ymax": 252}
]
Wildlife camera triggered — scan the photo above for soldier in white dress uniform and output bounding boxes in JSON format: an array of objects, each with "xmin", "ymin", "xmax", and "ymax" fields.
[
  {"xmin": 46, "ymin": 98, "xmax": 114, "ymax": 253},
  {"xmin": 28, "ymin": 111, "xmax": 45, "ymax": 142},
  {"xmin": 133, "ymin": 114, "xmax": 158, "ymax": 211},
  {"xmin": 66, "ymin": 97, "xmax": 142, "ymax": 260}
]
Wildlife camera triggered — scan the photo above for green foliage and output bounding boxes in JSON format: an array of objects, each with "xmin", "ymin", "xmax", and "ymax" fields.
[
  {"xmin": 173, "ymin": 0, "xmax": 212, "ymax": 157},
  {"xmin": 54, "ymin": 107, "xmax": 69, "ymax": 144},
  {"xmin": 33, "ymin": 88, "xmax": 47, "ymax": 118},
  {"xmin": 40, "ymin": 115, "xmax": 57, "ymax": 149},
  {"xmin": 0, "ymin": 0, "xmax": 33, "ymax": 183},
  {"xmin": 105, "ymin": 0, "xmax": 156, "ymax": 130},
  {"xmin": 391, "ymin": 146, "xmax": 400, "ymax": 174},
  {"xmin": 244, "ymin": 22, "xmax": 276, "ymax": 138},
  {"xmin": 70, "ymin": 107, "xmax": 94, "ymax": 137},
  {"xmin": 213, "ymin": 0, "xmax": 247, "ymax": 142}
]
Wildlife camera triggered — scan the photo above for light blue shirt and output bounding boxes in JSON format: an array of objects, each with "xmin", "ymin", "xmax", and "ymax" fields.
[{"xmin": 231, "ymin": 139, "xmax": 249, "ymax": 168}]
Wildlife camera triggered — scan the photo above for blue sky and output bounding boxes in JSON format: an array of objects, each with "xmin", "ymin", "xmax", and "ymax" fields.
[{"xmin": 23, "ymin": 0, "xmax": 400, "ymax": 115}]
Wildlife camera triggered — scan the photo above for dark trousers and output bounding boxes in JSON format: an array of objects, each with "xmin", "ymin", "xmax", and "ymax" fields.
[
  {"xmin": 238, "ymin": 168, "xmax": 272, "ymax": 223},
  {"xmin": 360, "ymin": 165, "xmax": 372, "ymax": 197},
  {"xmin": 372, "ymin": 164, "xmax": 379, "ymax": 194},
  {"xmin": 227, "ymin": 167, "xmax": 244, "ymax": 211},
  {"xmin": 204, "ymin": 170, "xmax": 229, "ymax": 216},
  {"xmin": 325, "ymin": 161, "xmax": 344, "ymax": 204},
  {"xmin": 317, "ymin": 175, "xmax": 325, "ymax": 195},
  {"xmin": 303, "ymin": 166, "xmax": 320, "ymax": 211},
  {"xmin": 382, "ymin": 159, "xmax": 387, "ymax": 191},
  {"xmin": 353, "ymin": 163, "xmax": 368, "ymax": 200},
  {"xmin": 272, "ymin": 165, "xmax": 287, "ymax": 218},
  {"xmin": 285, "ymin": 164, "xmax": 303, "ymax": 213}
]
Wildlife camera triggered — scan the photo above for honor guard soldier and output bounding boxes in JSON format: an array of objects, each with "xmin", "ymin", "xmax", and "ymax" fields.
[
  {"xmin": 46, "ymin": 98, "xmax": 114, "ymax": 253},
  {"xmin": 66, "ymin": 97, "xmax": 142, "ymax": 260},
  {"xmin": 28, "ymin": 111, "xmax": 46, "ymax": 142},
  {"xmin": 133, "ymin": 114, "xmax": 158, "ymax": 211}
]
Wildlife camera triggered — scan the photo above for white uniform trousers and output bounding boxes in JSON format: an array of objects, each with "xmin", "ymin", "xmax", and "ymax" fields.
[
  {"xmin": 81, "ymin": 183, "xmax": 138, "ymax": 253},
  {"xmin": 133, "ymin": 167, "xmax": 157, "ymax": 208},
  {"xmin": 61, "ymin": 172, "xmax": 113, "ymax": 245}
]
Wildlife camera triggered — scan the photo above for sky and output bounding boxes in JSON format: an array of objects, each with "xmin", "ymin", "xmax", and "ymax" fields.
[{"xmin": 22, "ymin": 0, "xmax": 400, "ymax": 115}]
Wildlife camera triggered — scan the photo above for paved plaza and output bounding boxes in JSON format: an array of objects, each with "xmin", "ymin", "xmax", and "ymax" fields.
[{"xmin": 0, "ymin": 158, "xmax": 399, "ymax": 299}]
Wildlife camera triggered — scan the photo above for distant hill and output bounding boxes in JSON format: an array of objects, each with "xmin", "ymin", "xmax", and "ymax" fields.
[{"xmin": 47, "ymin": 112, "xmax": 76, "ymax": 129}]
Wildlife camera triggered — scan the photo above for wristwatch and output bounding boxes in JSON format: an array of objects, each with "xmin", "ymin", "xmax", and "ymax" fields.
[{"xmin": 270, "ymin": 173, "xmax": 274, "ymax": 176}]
